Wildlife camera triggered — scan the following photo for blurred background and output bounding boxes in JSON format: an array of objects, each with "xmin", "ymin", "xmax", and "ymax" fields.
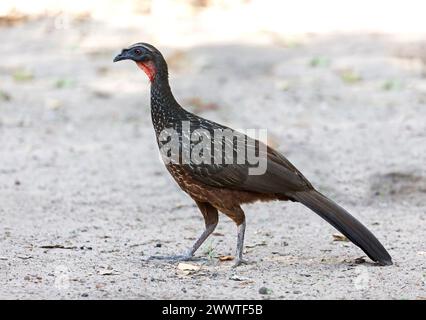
[{"xmin": 0, "ymin": 0, "xmax": 425, "ymax": 299}]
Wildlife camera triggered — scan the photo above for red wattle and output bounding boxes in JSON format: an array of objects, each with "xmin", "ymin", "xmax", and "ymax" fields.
[{"xmin": 136, "ymin": 61, "xmax": 156, "ymax": 82}]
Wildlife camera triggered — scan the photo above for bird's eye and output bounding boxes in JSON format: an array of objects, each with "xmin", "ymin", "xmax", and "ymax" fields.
[{"xmin": 134, "ymin": 49, "xmax": 142, "ymax": 55}]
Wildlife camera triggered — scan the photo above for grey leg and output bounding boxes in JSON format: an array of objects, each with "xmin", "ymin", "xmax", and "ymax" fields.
[
  {"xmin": 149, "ymin": 202, "xmax": 219, "ymax": 262},
  {"xmin": 149, "ymin": 223, "xmax": 217, "ymax": 261},
  {"xmin": 218, "ymin": 206, "xmax": 248, "ymax": 268},
  {"xmin": 233, "ymin": 221, "xmax": 248, "ymax": 267},
  {"xmin": 187, "ymin": 223, "xmax": 218, "ymax": 256}
]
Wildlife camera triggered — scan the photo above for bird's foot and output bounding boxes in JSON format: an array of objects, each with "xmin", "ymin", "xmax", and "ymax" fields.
[
  {"xmin": 148, "ymin": 253, "xmax": 194, "ymax": 262},
  {"xmin": 232, "ymin": 258, "xmax": 251, "ymax": 268}
]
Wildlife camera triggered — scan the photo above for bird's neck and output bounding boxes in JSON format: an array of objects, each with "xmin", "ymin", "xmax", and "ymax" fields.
[
  {"xmin": 150, "ymin": 75, "xmax": 179, "ymax": 111},
  {"xmin": 150, "ymin": 74, "xmax": 183, "ymax": 134}
]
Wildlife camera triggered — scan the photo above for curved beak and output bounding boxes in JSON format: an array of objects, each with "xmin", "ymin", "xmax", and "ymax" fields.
[{"xmin": 113, "ymin": 50, "xmax": 130, "ymax": 62}]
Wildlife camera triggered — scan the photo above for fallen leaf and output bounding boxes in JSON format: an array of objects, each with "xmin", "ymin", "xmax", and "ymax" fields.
[
  {"xmin": 17, "ymin": 255, "xmax": 32, "ymax": 260},
  {"xmin": 332, "ymin": 234, "xmax": 349, "ymax": 242},
  {"xmin": 212, "ymin": 232, "xmax": 224, "ymax": 236},
  {"xmin": 229, "ymin": 274, "xmax": 250, "ymax": 281},
  {"xmin": 97, "ymin": 269, "xmax": 120, "ymax": 276},
  {"xmin": 219, "ymin": 255, "xmax": 234, "ymax": 262},
  {"xmin": 40, "ymin": 245, "xmax": 77, "ymax": 250},
  {"xmin": 177, "ymin": 263, "xmax": 200, "ymax": 272},
  {"xmin": 245, "ymin": 241, "xmax": 267, "ymax": 248}
]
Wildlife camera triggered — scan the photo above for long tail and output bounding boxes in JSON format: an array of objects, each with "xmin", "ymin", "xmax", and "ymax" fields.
[{"xmin": 291, "ymin": 189, "xmax": 392, "ymax": 266}]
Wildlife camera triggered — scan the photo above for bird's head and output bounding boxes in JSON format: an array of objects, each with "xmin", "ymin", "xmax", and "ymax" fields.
[{"xmin": 113, "ymin": 43, "xmax": 167, "ymax": 82}]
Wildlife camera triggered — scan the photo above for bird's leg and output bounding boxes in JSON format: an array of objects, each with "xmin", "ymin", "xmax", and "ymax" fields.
[
  {"xmin": 233, "ymin": 220, "xmax": 248, "ymax": 268},
  {"xmin": 185, "ymin": 222, "xmax": 217, "ymax": 257},
  {"xmin": 149, "ymin": 202, "xmax": 218, "ymax": 262},
  {"xmin": 220, "ymin": 206, "xmax": 249, "ymax": 267},
  {"xmin": 149, "ymin": 224, "xmax": 217, "ymax": 261}
]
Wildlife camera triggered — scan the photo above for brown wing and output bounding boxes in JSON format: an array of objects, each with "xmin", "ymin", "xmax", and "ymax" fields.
[{"xmin": 184, "ymin": 135, "xmax": 313, "ymax": 195}]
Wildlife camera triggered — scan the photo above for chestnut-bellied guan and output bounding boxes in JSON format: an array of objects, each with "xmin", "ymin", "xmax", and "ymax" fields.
[{"xmin": 113, "ymin": 43, "xmax": 392, "ymax": 267}]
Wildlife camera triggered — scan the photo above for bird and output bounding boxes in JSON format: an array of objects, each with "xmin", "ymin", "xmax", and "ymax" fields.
[{"xmin": 113, "ymin": 43, "xmax": 393, "ymax": 267}]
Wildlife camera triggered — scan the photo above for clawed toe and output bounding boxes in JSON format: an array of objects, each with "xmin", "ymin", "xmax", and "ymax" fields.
[{"xmin": 232, "ymin": 258, "xmax": 251, "ymax": 268}]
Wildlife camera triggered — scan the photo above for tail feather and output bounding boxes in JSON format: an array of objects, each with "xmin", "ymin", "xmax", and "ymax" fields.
[{"xmin": 292, "ymin": 189, "xmax": 392, "ymax": 266}]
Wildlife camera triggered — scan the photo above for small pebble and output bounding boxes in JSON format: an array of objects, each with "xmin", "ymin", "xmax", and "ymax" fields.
[
  {"xmin": 81, "ymin": 293, "xmax": 89, "ymax": 297},
  {"xmin": 155, "ymin": 243, "xmax": 162, "ymax": 248},
  {"xmin": 259, "ymin": 287, "xmax": 270, "ymax": 295}
]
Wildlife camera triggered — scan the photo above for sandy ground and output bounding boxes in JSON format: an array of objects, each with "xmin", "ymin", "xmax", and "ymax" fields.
[{"xmin": 0, "ymin": 17, "xmax": 425, "ymax": 299}]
